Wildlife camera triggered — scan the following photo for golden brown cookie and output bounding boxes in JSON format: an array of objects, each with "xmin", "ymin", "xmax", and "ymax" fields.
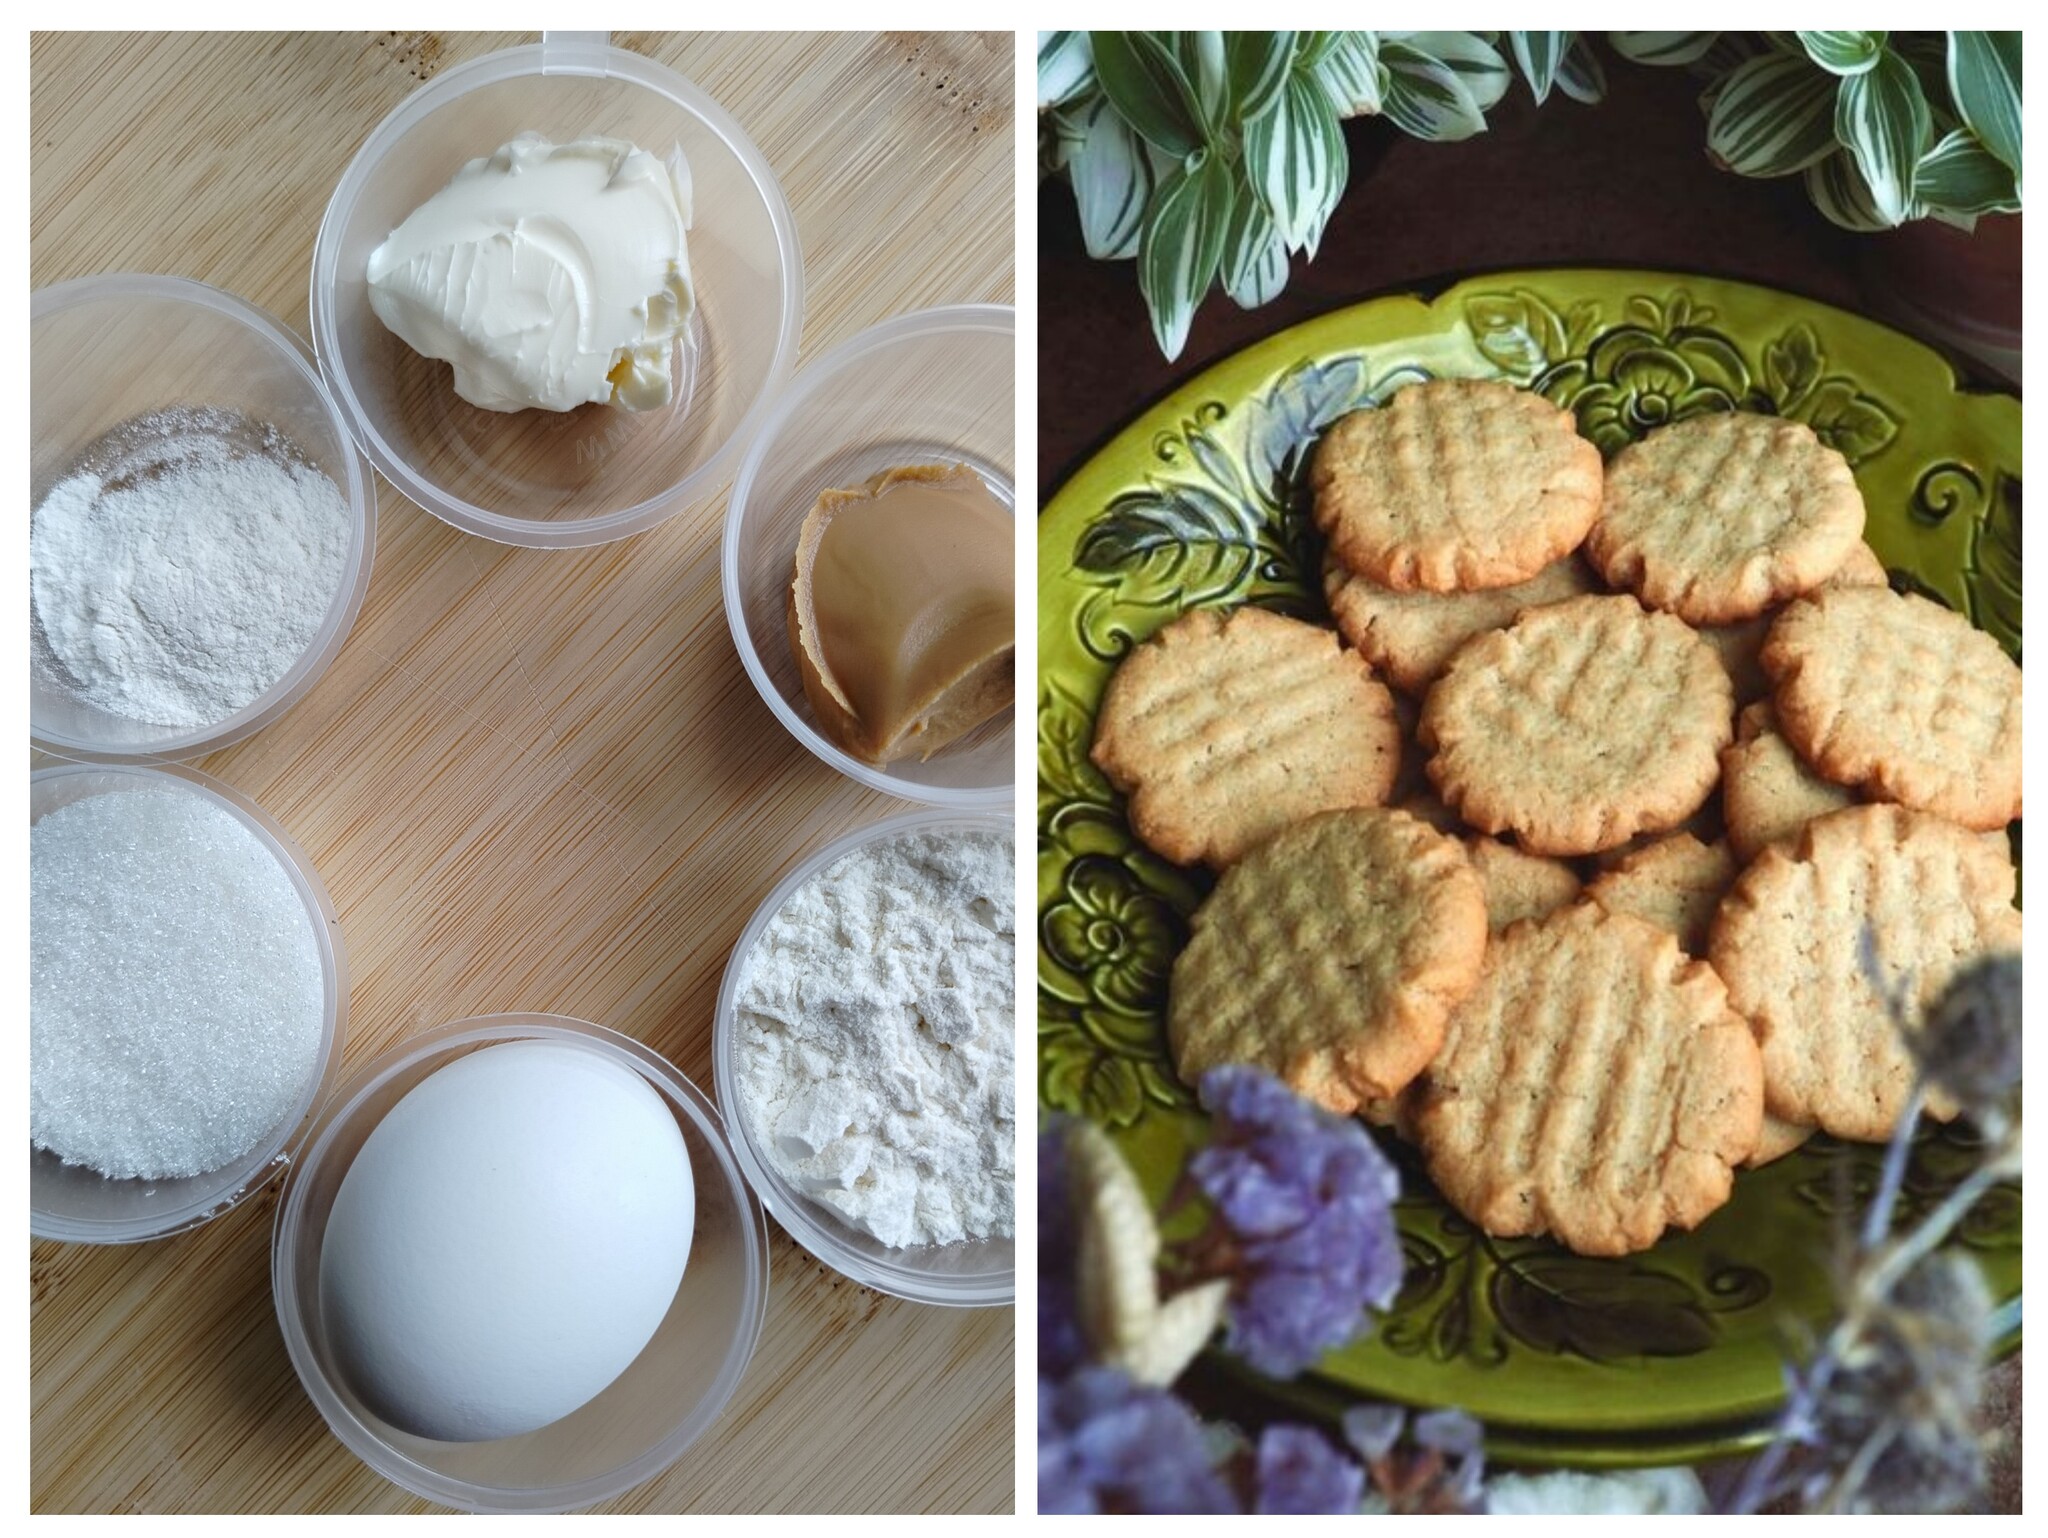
[
  {"xmin": 1414, "ymin": 903, "xmax": 1763, "ymax": 1256},
  {"xmin": 1584, "ymin": 834, "xmax": 1737, "ymax": 956},
  {"xmin": 1322, "ymin": 550, "xmax": 1596, "ymax": 694},
  {"xmin": 1466, "ymin": 836, "xmax": 1580, "ymax": 934},
  {"xmin": 1169, "ymin": 808, "xmax": 1488, "ymax": 1113},
  {"xmin": 1589, "ymin": 412, "xmax": 1865, "ymax": 624},
  {"xmin": 1696, "ymin": 541, "xmax": 1888, "ymax": 704},
  {"xmin": 1421, "ymin": 594, "xmax": 1735, "ymax": 855},
  {"xmin": 1709, "ymin": 804, "xmax": 2022, "ymax": 1142},
  {"xmin": 1722, "ymin": 701, "xmax": 1856, "ymax": 862},
  {"xmin": 1763, "ymin": 586, "xmax": 2022, "ymax": 830},
  {"xmin": 1310, "ymin": 378, "xmax": 1603, "ymax": 593},
  {"xmin": 1091, "ymin": 605, "xmax": 1400, "ymax": 868},
  {"xmin": 1748, "ymin": 1116, "xmax": 1815, "ymax": 1168}
]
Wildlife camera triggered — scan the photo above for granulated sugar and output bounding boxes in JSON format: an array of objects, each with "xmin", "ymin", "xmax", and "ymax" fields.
[
  {"xmin": 733, "ymin": 827, "xmax": 1014, "ymax": 1248},
  {"xmin": 30, "ymin": 405, "xmax": 350, "ymax": 729},
  {"xmin": 31, "ymin": 788, "xmax": 326, "ymax": 1180}
]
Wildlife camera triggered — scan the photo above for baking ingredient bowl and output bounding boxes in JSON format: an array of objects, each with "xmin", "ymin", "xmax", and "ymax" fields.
[
  {"xmin": 723, "ymin": 305, "xmax": 1016, "ymax": 806},
  {"xmin": 311, "ymin": 35, "xmax": 802, "ymax": 548},
  {"xmin": 30, "ymin": 762, "xmax": 349, "ymax": 1244},
  {"xmin": 713, "ymin": 808, "xmax": 1015, "ymax": 1307},
  {"xmin": 273, "ymin": 1014, "xmax": 768, "ymax": 1513},
  {"xmin": 29, "ymin": 275, "xmax": 377, "ymax": 761}
]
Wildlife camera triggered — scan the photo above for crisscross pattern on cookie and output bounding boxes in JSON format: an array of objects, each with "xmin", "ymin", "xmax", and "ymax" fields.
[
  {"xmin": 1416, "ymin": 903, "xmax": 1762, "ymax": 1256},
  {"xmin": 1169, "ymin": 808, "xmax": 1487, "ymax": 1112},
  {"xmin": 1091, "ymin": 606, "xmax": 1400, "ymax": 868},
  {"xmin": 1721, "ymin": 700, "xmax": 1854, "ymax": 861},
  {"xmin": 1763, "ymin": 587, "xmax": 2022, "ymax": 829},
  {"xmin": 1310, "ymin": 378, "xmax": 1602, "ymax": 593},
  {"xmin": 1422, "ymin": 595, "xmax": 1734, "ymax": 855},
  {"xmin": 1698, "ymin": 541, "xmax": 1888, "ymax": 705},
  {"xmin": 1590, "ymin": 412, "xmax": 1865, "ymax": 623},
  {"xmin": 1710, "ymin": 804, "xmax": 2021, "ymax": 1141},
  {"xmin": 1322, "ymin": 550, "xmax": 1593, "ymax": 694}
]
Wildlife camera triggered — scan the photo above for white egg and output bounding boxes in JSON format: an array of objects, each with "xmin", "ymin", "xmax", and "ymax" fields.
[{"xmin": 318, "ymin": 1039, "xmax": 694, "ymax": 1442}]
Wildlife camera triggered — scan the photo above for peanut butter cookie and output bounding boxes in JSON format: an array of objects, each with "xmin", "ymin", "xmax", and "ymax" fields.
[
  {"xmin": 1415, "ymin": 902, "xmax": 1763, "ymax": 1256},
  {"xmin": 1169, "ymin": 808, "xmax": 1488, "ymax": 1114},
  {"xmin": 1091, "ymin": 605, "xmax": 1400, "ymax": 868},
  {"xmin": 1589, "ymin": 411, "xmax": 1865, "ymax": 624},
  {"xmin": 1310, "ymin": 378, "xmax": 1603, "ymax": 593},
  {"xmin": 1421, "ymin": 594, "xmax": 1734, "ymax": 855}
]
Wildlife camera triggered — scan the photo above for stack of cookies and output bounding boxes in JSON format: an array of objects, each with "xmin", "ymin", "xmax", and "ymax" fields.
[{"xmin": 1090, "ymin": 377, "xmax": 2022, "ymax": 1259}]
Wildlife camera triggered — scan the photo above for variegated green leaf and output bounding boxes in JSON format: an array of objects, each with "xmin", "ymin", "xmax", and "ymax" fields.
[
  {"xmin": 1090, "ymin": 31, "xmax": 1204, "ymax": 159},
  {"xmin": 1381, "ymin": 41, "xmax": 1490, "ymax": 142},
  {"xmin": 1607, "ymin": 32, "xmax": 1718, "ymax": 67},
  {"xmin": 1836, "ymin": 48, "xmax": 1933, "ymax": 225},
  {"xmin": 1224, "ymin": 30, "xmax": 1295, "ymax": 122},
  {"xmin": 1706, "ymin": 53, "xmax": 1841, "ymax": 178},
  {"xmin": 1397, "ymin": 32, "xmax": 1511, "ymax": 112},
  {"xmin": 1174, "ymin": 31, "xmax": 1229, "ymax": 141},
  {"xmin": 1314, "ymin": 31, "xmax": 1384, "ymax": 118},
  {"xmin": 1071, "ymin": 97, "xmax": 1155, "ymax": 260},
  {"xmin": 1805, "ymin": 149, "xmax": 1893, "ymax": 232},
  {"xmin": 1508, "ymin": 31, "xmax": 1569, "ymax": 105},
  {"xmin": 1244, "ymin": 71, "xmax": 1348, "ymax": 254},
  {"xmin": 1138, "ymin": 151, "xmax": 1235, "ymax": 361},
  {"xmin": 1554, "ymin": 36, "xmax": 1607, "ymax": 106},
  {"xmin": 1797, "ymin": 31, "xmax": 1886, "ymax": 77},
  {"xmin": 1038, "ymin": 31, "xmax": 1095, "ymax": 109},
  {"xmin": 1219, "ymin": 183, "xmax": 1290, "ymax": 309},
  {"xmin": 1914, "ymin": 127, "xmax": 2021, "ymax": 216},
  {"xmin": 1947, "ymin": 32, "xmax": 2021, "ymax": 186}
]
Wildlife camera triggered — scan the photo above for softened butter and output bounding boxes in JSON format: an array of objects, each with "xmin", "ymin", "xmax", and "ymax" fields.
[{"xmin": 366, "ymin": 133, "xmax": 693, "ymax": 414}]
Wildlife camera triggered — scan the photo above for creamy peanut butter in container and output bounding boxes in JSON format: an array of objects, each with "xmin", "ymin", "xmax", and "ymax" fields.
[{"xmin": 787, "ymin": 463, "xmax": 1015, "ymax": 766}]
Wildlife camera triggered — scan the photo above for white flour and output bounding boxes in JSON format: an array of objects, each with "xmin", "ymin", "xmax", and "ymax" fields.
[
  {"xmin": 31, "ymin": 406, "xmax": 350, "ymax": 729},
  {"xmin": 733, "ymin": 827, "xmax": 1014, "ymax": 1248}
]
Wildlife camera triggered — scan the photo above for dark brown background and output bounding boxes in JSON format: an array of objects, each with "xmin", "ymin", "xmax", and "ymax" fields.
[{"xmin": 1038, "ymin": 57, "xmax": 2019, "ymax": 1508}]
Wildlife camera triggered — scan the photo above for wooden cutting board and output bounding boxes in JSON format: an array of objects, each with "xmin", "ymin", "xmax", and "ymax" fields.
[{"xmin": 29, "ymin": 30, "xmax": 1016, "ymax": 1515}]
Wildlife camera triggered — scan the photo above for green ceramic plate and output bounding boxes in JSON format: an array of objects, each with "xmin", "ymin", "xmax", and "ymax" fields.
[{"xmin": 1037, "ymin": 269, "xmax": 2021, "ymax": 1467}]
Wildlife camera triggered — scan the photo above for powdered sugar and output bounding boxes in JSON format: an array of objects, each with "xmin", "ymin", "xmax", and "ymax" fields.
[
  {"xmin": 31, "ymin": 406, "xmax": 350, "ymax": 729},
  {"xmin": 732, "ymin": 827, "xmax": 1014, "ymax": 1248},
  {"xmin": 31, "ymin": 787, "xmax": 326, "ymax": 1180}
]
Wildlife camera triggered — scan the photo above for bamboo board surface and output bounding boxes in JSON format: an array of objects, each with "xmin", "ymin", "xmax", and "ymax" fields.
[{"xmin": 29, "ymin": 30, "xmax": 1016, "ymax": 1515}]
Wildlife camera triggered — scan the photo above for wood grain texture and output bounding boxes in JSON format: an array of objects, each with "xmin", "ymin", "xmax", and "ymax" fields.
[{"xmin": 30, "ymin": 30, "xmax": 1015, "ymax": 1515}]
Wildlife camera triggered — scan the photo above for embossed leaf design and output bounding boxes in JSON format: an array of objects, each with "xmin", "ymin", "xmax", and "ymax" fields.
[
  {"xmin": 1243, "ymin": 354, "xmax": 1378, "ymax": 506},
  {"xmin": 1788, "ymin": 376, "xmax": 1901, "ymax": 464},
  {"xmin": 1463, "ymin": 289, "xmax": 1600, "ymax": 381},
  {"xmin": 1490, "ymin": 1254, "xmax": 1719, "ymax": 1361},
  {"xmin": 1041, "ymin": 1026, "xmax": 1148, "ymax": 1125},
  {"xmin": 1074, "ymin": 480, "xmax": 1263, "ymax": 574},
  {"xmin": 1038, "ymin": 678, "xmax": 1116, "ymax": 810},
  {"xmin": 1763, "ymin": 322, "xmax": 1824, "ymax": 409}
]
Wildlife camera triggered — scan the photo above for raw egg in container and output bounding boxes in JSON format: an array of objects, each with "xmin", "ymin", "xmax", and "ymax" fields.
[
  {"xmin": 319, "ymin": 1040, "xmax": 694, "ymax": 1441},
  {"xmin": 273, "ymin": 1016, "xmax": 768, "ymax": 1512}
]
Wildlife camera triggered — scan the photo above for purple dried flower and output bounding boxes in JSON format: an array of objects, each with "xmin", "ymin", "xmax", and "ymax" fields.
[
  {"xmin": 1038, "ymin": 1123, "xmax": 1087, "ymax": 1377},
  {"xmin": 1037, "ymin": 1367, "xmax": 1238, "ymax": 1514},
  {"xmin": 1253, "ymin": 1423, "xmax": 1367, "ymax": 1514},
  {"xmin": 1190, "ymin": 1066, "xmax": 1404, "ymax": 1376},
  {"xmin": 1907, "ymin": 954, "xmax": 2021, "ymax": 1128},
  {"xmin": 1340, "ymin": 1402, "xmax": 1488, "ymax": 1513}
]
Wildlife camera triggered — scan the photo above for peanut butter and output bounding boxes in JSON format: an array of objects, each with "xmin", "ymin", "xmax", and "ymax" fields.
[{"xmin": 789, "ymin": 463, "xmax": 1014, "ymax": 765}]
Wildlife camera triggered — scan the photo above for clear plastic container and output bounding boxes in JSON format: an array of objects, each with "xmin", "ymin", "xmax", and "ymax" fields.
[
  {"xmin": 310, "ymin": 35, "xmax": 802, "ymax": 548},
  {"xmin": 272, "ymin": 1014, "xmax": 768, "ymax": 1513},
  {"xmin": 29, "ymin": 275, "xmax": 377, "ymax": 761},
  {"xmin": 713, "ymin": 808, "xmax": 1015, "ymax": 1307},
  {"xmin": 30, "ymin": 762, "xmax": 349, "ymax": 1244},
  {"xmin": 722, "ymin": 305, "xmax": 1015, "ymax": 807}
]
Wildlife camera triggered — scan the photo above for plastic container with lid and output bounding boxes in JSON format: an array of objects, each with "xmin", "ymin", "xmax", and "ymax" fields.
[
  {"xmin": 29, "ymin": 274, "xmax": 378, "ymax": 762},
  {"xmin": 713, "ymin": 807, "xmax": 1015, "ymax": 1308},
  {"xmin": 29, "ymin": 761, "xmax": 350, "ymax": 1244},
  {"xmin": 722, "ymin": 305, "xmax": 1016, "ymax": 808},
  {"xmin": 272, "ymin": 1014, "xmax": 769, "ymax": 1512},
  {"xmin": 310, "ymin": 32, "xmax": 802, "ymax": 548}
]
